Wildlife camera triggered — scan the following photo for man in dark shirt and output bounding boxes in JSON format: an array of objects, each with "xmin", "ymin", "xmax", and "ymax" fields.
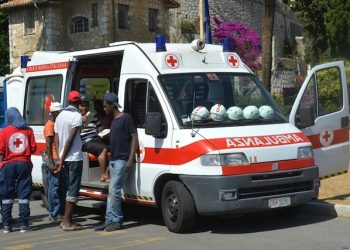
[{"xmin": 95, "ymin": 92, "xmax": 138, "ymax": 232}]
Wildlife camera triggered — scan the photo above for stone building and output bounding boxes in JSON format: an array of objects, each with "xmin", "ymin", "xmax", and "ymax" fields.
[
  {"xmin": 169, "ymin": 0, "xmax": 305, "ymax": 99},
  {"xmin": 0, "ymin": 0, "xmax": 180, "ymax": 70}
]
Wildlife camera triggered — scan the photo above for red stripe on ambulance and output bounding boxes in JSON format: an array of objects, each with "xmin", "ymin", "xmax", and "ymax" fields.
[
  {"xmin": 307, "ymin": 128, "xmax": 349, "ymax": 149},
  {"xmin": 222, "ymin": 158, "xmax": 315, "ymax": 176},
  {"xmin": 26, "ymin": 62, "xmax": 69, "ymax": 72}
]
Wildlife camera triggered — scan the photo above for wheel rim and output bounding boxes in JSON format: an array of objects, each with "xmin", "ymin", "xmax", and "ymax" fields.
[{"xmin": 165, "ymin": 191, "xmax": 178, "ymax": 222}]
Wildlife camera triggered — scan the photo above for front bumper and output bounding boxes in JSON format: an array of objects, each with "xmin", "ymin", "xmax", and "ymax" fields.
[{"xmin": 180, "ymin": 166, "xmax": 319, "ymax": 215}]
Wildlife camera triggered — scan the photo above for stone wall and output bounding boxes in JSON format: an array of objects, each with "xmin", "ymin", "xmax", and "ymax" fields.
[
  {"xmin": 169, "ymin": 0, "xmax": 302, "ymax": 59},
  {"xmin": 6, "ymin": 0, "xmax": 172, "ymax": 70}
]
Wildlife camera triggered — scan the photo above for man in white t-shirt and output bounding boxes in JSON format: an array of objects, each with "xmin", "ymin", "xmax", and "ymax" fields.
[{"xmin": 54, "ymin": 90, "xmax": 83, "ymax": 231}]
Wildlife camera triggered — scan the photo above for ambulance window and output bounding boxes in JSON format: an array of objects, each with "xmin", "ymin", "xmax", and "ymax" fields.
[
  {"xmin": 25, "ymin": 75, "xmax": 63, "ymax": 125},
  {"xmin": 315, "ymin": 67, "xmax": 342, "ymax": 116},
  {"xmin": 80, "ymin": 77, "xmax": 110, "ymax": 101},
  {"xmin": 124, "ymin": 79, "xmax": 147, "ymax": 128},
  {"xmin": 298, "ymin": 75, "xmax": 317, "ymax": 119}
]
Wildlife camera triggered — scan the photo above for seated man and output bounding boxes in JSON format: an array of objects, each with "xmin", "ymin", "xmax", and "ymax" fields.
[{"xmin": 79, "ymin": 96, "xmax": 109, "ymax": 182}]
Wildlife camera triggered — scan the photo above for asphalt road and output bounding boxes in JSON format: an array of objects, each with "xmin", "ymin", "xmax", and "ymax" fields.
[{"xmin": 1, "ymin": 200, "xmax": 350, "ymax": 250}]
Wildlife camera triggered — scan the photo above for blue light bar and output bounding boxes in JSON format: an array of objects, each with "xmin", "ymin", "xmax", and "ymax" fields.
[
  {"xmin": 222, "ymin": 37, "xmax": 232, "ymax": 52},
  {"xmin": 21, "ymin": 55, "xmax": 29, "ymax": 69},
  {"xmin": 155, "ymin": 35, "xmax": 166, "ymax": 52}
]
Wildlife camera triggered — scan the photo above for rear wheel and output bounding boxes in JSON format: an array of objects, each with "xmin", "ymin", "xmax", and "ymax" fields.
[{"xmin": 161, "ymin": 181, "xmax": 197, "ymax": 233}]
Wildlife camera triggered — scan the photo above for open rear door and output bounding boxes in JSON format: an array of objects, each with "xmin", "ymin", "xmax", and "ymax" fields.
[{"xmin": 289, "ymin": 61, "xmax": 349, "ymax": 178}]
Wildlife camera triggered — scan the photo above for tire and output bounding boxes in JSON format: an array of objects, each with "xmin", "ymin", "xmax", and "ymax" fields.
[{"xmin": 161, "ymin": 180, "xmax": 197, "ymax": 233}]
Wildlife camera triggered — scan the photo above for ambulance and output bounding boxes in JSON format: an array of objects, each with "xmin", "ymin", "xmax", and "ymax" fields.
[{"xmin": 2, "ymin": 37, "xmax": 349, "ymax": 233}]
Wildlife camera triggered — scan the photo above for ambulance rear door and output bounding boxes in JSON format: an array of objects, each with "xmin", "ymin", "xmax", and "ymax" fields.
[
  {"xmin": 289, "ymin": 61, "xmax": 349, "ymax": 178},
  {"xmin": 23, "ymin": 58, "xmax": 74, "ymax": 185}
]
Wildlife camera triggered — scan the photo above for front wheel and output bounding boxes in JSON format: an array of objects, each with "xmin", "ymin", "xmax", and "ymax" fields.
[{"xmin": 161, "ymin": 180, "xmax": 197, "ymax": 233}]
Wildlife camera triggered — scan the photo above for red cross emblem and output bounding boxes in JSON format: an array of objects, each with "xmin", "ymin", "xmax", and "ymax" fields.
[
  {"xmin": 13, "ymin": 138, "xmax": 23, "ymax": 148},
  {"xmin": 320, "ymin": 127, "xmax": 334, "ymax": 147},
  {"xmin": 165, "ymin": 54, "xmax": 179, "ymax": 69},
  {"xmin": 227, "ymin": 54, "xmax": 239, "ymax": 68},
  {"xmin": 9, "ymin": 132, "xmax": 27, "ymax": 153},
  {"xmin": 323, "ymin": 131, "xmax": 331, "ymax": 142}
]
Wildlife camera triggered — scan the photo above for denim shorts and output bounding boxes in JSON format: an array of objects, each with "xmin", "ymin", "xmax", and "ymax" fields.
[{"xmin": 63, "ymin": 161, "xmax": 83, "ymax": 203}]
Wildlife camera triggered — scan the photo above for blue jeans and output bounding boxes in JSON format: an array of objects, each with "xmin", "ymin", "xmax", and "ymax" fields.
[
  {"xmin": 105, "ymin": 160, "xmax": 128, "ymax": 225},
  {"xmin": 43, "ymin": 158, "xmax": 67, "ymax": 217},
  {"xmin": 62, "ymin": 161, "xmax": 83, "ymax": 203},
  {"xmin": 0, "ymin": 162, "xmax": 32, "ymax": 227}
]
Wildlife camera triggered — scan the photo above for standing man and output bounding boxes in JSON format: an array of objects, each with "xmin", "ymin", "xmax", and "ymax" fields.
[
  {"xmin": 95, "ymin": 92, "xmax": 138, "ymax": 231},
  {"xmin": 43, "ymin": 102, "xmax": 66, "ymax": 221},
  {"xmin": 54, "ymin": 90, "xmax": 83, "ymax": 231},
  {"xmin": 0, "ymin": 107, "xmax": 36, "ymax": 233}
]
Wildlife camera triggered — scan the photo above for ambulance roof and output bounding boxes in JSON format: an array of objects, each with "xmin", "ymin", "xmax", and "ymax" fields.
[{"xmin": 28, "ymin": 42, "xmax": 252, "ymax": 75}]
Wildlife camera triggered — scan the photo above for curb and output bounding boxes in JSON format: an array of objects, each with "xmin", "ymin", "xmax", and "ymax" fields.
[{"xmin": 303, "ymin": 201, "xmax": 350, "ymax": 218}]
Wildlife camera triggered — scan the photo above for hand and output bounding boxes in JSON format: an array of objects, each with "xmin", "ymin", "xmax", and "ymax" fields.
[
  {"xmin": 54, "ymin": 160, "xmax": 63, "ymax": 174},
  {"xmin": 82, "ymin": 115, "xmax": 89, "ymax": 123},
  {"xmin": 49, "ymin": 163, "xmax": 56, "ymax": 172},
  {"xmin": 125, "ymin": 159, "xmax": 134, "ymax": 172}
]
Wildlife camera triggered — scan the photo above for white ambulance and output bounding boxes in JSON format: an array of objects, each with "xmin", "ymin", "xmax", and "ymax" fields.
[{"xmin": 2, "ymin": 37, "xmax": 349, "ymax": 233}]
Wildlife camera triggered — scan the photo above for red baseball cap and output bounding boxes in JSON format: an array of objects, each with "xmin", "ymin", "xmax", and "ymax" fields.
[{"xmin": 67, "ymin": 90, "xmax": 81, "ymax": 102}]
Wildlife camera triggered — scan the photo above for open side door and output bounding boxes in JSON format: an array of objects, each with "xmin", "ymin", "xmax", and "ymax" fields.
[{"xmin": 289, "ymin": 61, "xmax": 349, "ymax": 178}]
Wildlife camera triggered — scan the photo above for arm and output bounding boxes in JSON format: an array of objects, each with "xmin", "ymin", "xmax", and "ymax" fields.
[
  {"xmin": 125, "ymin": 132, "xmax": 138, "ymax": 170},
  {"xmin": 55, "ymin": 126, "xmax": 80, "ymax": 173},
  {"xmin": 29, "ymin": 129, "xmax": 37, "ymax": 154}
]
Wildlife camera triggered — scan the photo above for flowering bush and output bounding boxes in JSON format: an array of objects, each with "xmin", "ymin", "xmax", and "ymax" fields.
[{"xmin": 213, "ymin": 16, "xmax": 261, "ymax": 70}]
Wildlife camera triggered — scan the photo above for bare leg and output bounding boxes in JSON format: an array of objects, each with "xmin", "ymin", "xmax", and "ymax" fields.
[
  {"xmin": 99, "ymin": 149, "xmax": 109, "ymax": 181},
  {"xmin": 60, "ymin": 201, "xmax": 81, "ymax": 231}
]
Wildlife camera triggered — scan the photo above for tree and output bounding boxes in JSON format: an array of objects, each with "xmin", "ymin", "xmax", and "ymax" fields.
[
  {"xmin": 293, "ymin": 0, "xmax": 350, "ymax": 63},
  {"xmin": 212, "ymin": 17, "xmax": 261, "ymax": 71},
  {"xmin": 261, "ymin": 0, "xmax": 275, "ymax": 93},
  {"xmin": 0, "ymin": 7, "xmax": 9, "ymax": 75},
  {"xmin": 293, "ymin": 0, "xmax": 328, "ymax": 64}
]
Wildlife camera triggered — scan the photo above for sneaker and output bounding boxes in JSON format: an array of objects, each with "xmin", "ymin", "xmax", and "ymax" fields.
[
  {"xmin": 3, "ymin": 225, "xmax": 12, "ymax": 233},
  {"xmin": 94, "ymin": 222, "xmax": 106, "ymax": 231},
  {"xmin": 104, "ymin": 222, "xmax": 123, "ymax": 232},
  {"xmin": 20, "ymin": 225, "xmax": 30, "ymax": 233}
]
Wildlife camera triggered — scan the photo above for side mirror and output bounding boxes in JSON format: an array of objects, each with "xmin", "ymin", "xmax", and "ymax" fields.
[
  {"xmin": 296, "ymin": 107, "xmax": 315, "ymax": 129},
  {"xmin": 145, "ymin": 112, "xmax": 162, "ymax": 137}
]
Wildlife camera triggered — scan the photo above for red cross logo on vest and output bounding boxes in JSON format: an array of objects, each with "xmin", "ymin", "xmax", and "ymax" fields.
[
  {"xmin": 165, "ymin": 54, "xmax": 179, "ymax": 69},
  {"xmin": 320, "ymin": 126, "xmax": 334, "ymax": 147},
  {"xmin": 227, "ymin": 54, "xmax": 239, "ymax": 68},
  {"xmin": 9, "ymin": 132, "xmax": 28, "ymax": 153}
]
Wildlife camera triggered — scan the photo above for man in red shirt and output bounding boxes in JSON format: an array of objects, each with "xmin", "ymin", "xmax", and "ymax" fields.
[{"xmin": 0, "ymin": 107, "xmax": 36, "ymax": 233}]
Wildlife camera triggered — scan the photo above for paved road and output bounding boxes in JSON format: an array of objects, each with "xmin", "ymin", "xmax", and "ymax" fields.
[{"xmin": 1, "ymin": 200, "xmax": 350, "ymax": 250}]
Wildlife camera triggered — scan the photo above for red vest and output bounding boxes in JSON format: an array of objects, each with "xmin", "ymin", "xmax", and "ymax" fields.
[{"xmin": 0, "ymin": 126, "xmax": 37, "ymax": 169}]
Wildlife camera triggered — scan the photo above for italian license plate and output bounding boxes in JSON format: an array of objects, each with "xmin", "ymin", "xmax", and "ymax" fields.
[{"xmin": 268, "ymin": 197, "xmax": 291, "ymax": 208}]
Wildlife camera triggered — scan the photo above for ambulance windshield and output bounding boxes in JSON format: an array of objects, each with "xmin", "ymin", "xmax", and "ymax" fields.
[{"xmin": 159, "ymin": 73, "xmax": 287, "ymax": 128}]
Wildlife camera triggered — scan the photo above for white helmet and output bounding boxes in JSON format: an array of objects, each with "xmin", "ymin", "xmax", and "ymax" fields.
[
  {"xmin": 210, "ymin": 104, "xmax": 226, "ymax": 121},
  {"xmin": 191, "ymin": 106, "xmax": 210, "ymax": 121},
  {"xmin": 243, "ymin": 105, "xmax": 259, "ymax": 119},
  {"xmin": 259, "ymin": 105, "xmax": 274, "ymax": 119},
  {"xmin": 227, "ymin": 106, "xmax": 243, "ymax": 120}
]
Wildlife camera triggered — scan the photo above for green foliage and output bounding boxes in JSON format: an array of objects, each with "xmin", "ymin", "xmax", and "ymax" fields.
[
  {"xmin": 317, "ymin": 68, "xmax": 342, "ymax": 112},
  {"xmin": 179, "ymin": 20, "xmax": 199, "ymax": 34},
  {"xmin": 0, "ymin": 9, "xmax": 9, "ymax": 75},
  {"xmin": 294, "ymin": 0, "xmax": 350, "ymax": 63}
]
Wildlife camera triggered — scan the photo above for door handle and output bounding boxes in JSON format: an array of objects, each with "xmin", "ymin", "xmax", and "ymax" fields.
[{"xmin": 340, "ymin": 116, "xmax": 349, "ymax": 128}]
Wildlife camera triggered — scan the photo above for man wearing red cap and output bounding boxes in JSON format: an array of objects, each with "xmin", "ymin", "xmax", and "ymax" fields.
[{"xmin": 54, "ymin": 90, "xmax": 83, "ymax": 231}]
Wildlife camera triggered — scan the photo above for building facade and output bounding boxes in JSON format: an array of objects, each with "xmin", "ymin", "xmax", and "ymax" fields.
[{"xmin": 1, "ymin": 0, "xmax": 179, "ymax": 70}]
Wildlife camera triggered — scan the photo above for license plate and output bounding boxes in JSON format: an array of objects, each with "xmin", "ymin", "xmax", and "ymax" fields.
[{"xmin": 268, "ymin": 197, "xmax": 291, "ymax": 208}]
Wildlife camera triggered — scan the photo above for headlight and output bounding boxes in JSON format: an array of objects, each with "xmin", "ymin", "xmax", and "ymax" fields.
[
  {"xmin": 201, "ymin": 153, "xmax": 249, "ymax": 166},
  {"xmin": 297, "ymin": 146, "xmax": 313, "ymax": 158}
]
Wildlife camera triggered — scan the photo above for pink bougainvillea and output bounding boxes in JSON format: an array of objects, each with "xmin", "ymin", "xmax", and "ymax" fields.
[{"xmin": 213, "ymin": 16, "xmax": 261, "ymax": 70}]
